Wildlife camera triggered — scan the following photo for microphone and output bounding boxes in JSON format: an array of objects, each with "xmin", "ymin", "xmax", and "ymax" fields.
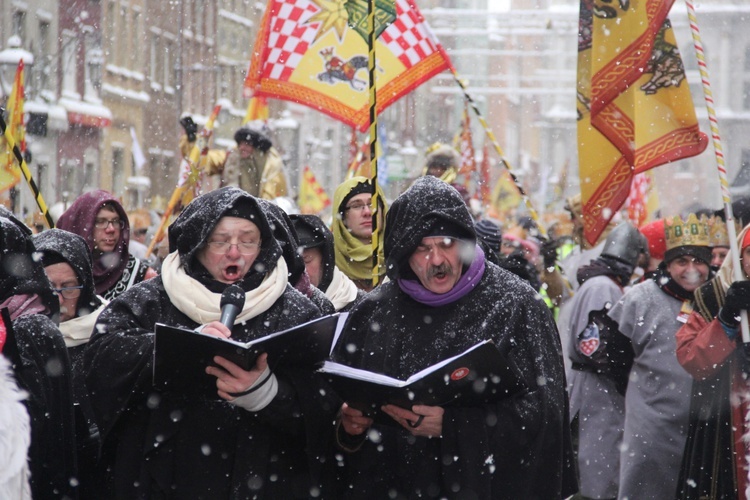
[{"xmin": 219, "ymin": 285, "xmax": 246, "ymax": 330}]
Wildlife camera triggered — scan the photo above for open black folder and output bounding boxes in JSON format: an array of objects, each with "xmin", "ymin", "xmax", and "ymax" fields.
[
  {"xmin": 153, "ymin": 313, "xmax": 347, "ymax": 396},
  {"xmin": 319, "ymin": 340, "xmax": 526, "ymax": 423}
]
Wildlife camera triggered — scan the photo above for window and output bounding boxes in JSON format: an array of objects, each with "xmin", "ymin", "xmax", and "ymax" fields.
[
  {"xmin": 85, "ymin": 39, "xmax": 103, "ymax": 98},
  {"xmin": 132, "ymin": 11, "xmax": 141, "ymax": 68},
  {"xmin": 83, "ymin": 161, "xmax": 96, "ymax": 190},
  {"xmin": 150, "ymin": 35, "xmax": 160, "ymax": 84},
  {"xmin": 62, "ymin": 159, "xmax": 80, "ymax": 196},
  {"xmin": 164, "ymin": 41, "xmax": 172, "ymax": 88},
  {"xmin": 112, "ymin": 148, "xmax": 125, "ymax": 194},
  {"xmin": 106, "ymin": 2, "xmax": 116, "ymax": 58},
  {"xmin": 62, "ymin": 32, "xmax": 78, "ymax": 96},
  {"xmin": 12, "ymin": 10, "xmax": 26, "ymax": 41},
  {"xmin": 118, "ymin": 6, "xmax": 128, "ymax": 67},
  {"xmin": 39, "ymin": 21, "xmax": 50, "ymax": 56}
]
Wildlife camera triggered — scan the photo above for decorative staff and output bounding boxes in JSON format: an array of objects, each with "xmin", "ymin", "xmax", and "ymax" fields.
[{"xmin": 685, "ymin": 0, "xmax": 749, "ymax": 342}]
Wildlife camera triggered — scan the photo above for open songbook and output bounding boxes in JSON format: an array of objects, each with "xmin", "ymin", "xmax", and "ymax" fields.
[
  {"xmin": 319, "ymin": 340, "xmax": 527, "ymax": 422},
  {"xmin": 153, "ymin": 312, "xmax": 348, "ymax": 396}
]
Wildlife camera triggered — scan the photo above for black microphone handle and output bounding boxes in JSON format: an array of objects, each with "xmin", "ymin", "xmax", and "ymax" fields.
[{"xmin": 219, "ymin": 304, "xmax": 240, "ymax": 330}]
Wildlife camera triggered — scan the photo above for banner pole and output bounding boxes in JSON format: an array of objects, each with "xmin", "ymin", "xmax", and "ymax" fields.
[
  {"xmin": 685, "ymin": 0, "xmax": 748, "ymax": 342},
  {"xmin": 0, "ymin": 111, "xmax": 53, "ymax": 228}
]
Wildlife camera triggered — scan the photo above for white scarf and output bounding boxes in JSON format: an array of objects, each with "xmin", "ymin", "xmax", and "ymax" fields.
[
  {"xmin": 161, "ymin": 251, "xmax": 288, "ymax": 325},
  {"xmin": 59, "ymin": 301, "xmax": 108, "ymax": 347},
  {"xmin": 325, "ymin": 266, "xmax": 359, "ymax": 311}
]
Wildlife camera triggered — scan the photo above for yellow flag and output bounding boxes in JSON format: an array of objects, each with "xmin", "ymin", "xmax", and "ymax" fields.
[
  {"xmin": 577, "ymin": 0, "xmax": 707, "ymax": 245},
  {"xmin": 491, "ymin": 168, "xmax": 522, "ymax": 218},
  {"xmin": 298, "ymin": 166, "xmax": 331, "ymax": 214},
  {"xmin": 0, "ymin": 60, "xmax": 25, "ymax": 192},
  {"xmin": 242, "ymin": 96, "xmax": 269, "ymax": 125}
]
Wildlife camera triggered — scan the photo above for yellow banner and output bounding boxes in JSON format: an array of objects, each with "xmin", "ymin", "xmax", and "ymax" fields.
[
  {"xmin": 1, "ymin": 60, "xmax": 25, "ymax": 192},
  {"xmin": 577, "ymin": 0, "xmax": 707, "ymax": 245},
  {"xmin": 245, "ymin": 0, "xmax": 452, "ymax": 131}
]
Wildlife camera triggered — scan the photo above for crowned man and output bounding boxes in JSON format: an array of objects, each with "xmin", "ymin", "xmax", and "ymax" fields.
[{"xmin": 608, "ymin": 214, "xmax": 714, "ymax": 499}]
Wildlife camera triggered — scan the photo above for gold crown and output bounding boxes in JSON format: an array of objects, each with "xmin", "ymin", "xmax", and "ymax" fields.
[
  {"xmin": 708, "ymin": 216, "xmax": 731, "ymax": 247},
  {"xmin": 664, "ymin": 214, "xmax": 711, "ymax": 250}
]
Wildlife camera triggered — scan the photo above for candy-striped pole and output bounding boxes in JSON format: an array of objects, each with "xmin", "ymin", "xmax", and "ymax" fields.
[{"xmin": 685, "ymin": 0, "xmax": 748, "ymax": 341}]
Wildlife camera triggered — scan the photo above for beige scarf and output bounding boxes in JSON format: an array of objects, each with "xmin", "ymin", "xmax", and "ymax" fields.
[
  {"xmin": 59, "ymin": 301, "xmax": 108, "ymax": 347},
  {"xmin": 325, "ymin": 266, "xmax": 360, "ymax": 311},
  {"xmin": 161, "ymin": 251, "xmax": 288, "ymax": 325}
]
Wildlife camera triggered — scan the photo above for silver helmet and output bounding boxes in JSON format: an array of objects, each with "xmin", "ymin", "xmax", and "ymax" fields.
[{"xmin": 601, "ymin": 222, "xmax": 649, "ymax": 269}]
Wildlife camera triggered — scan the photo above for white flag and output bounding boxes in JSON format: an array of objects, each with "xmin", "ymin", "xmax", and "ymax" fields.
[{"xmin": 130, "ymin": 127, "xmax": 147, "ymax": 173}]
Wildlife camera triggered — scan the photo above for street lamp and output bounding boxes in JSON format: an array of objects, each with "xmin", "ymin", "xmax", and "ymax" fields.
[{"xmin": 0, "ymin": 35, "xmax": 34, "ymax": 97}]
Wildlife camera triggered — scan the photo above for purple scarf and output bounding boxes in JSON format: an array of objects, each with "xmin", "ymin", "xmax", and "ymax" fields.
[{"xmin": 398, "ymin": 245, "xmax": 486, "ymax": 306}]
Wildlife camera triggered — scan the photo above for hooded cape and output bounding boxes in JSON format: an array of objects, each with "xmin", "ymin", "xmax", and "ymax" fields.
[
  {"xmin": 332, "ymin": 177, "xmax": 577, "ymax": 498},
  {"xmin": 85, "ymin": 187, "xmax": 341, "ymax": 498}
]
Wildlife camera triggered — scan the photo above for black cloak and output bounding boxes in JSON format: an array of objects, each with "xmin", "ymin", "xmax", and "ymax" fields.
[
  {"xmin": 258, "ymin": 199, "xmax": 334, "ymax": 314},
  {"xmin": 332, "ymin": 177, "xmax": 578, "ymax": 499},
  {"xmin": 84, "ymin": 187, "xmax": 341, "ymax": 498},
  {"xmin": 290, "ymin": 214, "xmax": 336, "ymax": 292},
  {"xmin": 0, "ymin": 215, "xmax": 77, "ymax": 499},
  {"xmin": 34, "ymin": 228, "xmax": 104, "ymax": 497}
]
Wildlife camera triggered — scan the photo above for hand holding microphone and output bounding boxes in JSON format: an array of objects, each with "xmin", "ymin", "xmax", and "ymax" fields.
[{"xmin": 201, "ymin": 285, "xmax": 246, "ymax": 339}]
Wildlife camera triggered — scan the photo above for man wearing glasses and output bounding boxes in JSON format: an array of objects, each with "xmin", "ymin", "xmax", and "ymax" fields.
[
  {"xmin": 56, "ymin": 190, "xmax": 157, "ymax": 300},
  {"xmin": 332, "ymin": 176, "xmax": 388, "ymax": 291},
  {"xmin": 84, "ymin": 187, "xmax": 340, "ymax": 497}
]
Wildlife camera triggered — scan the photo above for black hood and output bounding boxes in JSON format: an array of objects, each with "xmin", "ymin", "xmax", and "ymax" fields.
[
  {"xmin": 34, "ymin": 228, "xmax": 102, "ymax": 317},
  {"xmin": 258, "ymin": 199, "xmax": 305, "ymax": 285},
  {"xmin": 168, "ymin": 187, "xmax": 282, "ymax": 292},
  {"xmin": 384, "ymin": 176, "xmax": 476, "ymax": 280},
  {"xmin": 290, "ymin": 214, "xmax": 336, "ymax": 292},
  {"xmin": 0, "ymin": 215, "xmax": 59, "ymax": 319}
]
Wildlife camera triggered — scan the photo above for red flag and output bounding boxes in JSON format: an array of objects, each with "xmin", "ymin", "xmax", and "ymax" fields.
[{"xmin": 244, "ymin": 0, "xmax": 453, "ymax": 131}]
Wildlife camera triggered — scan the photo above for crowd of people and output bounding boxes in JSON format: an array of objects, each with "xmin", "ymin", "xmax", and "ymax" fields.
[{"xmin": 2, "ymin": 123, "xmax": 750, "ymax": 499}]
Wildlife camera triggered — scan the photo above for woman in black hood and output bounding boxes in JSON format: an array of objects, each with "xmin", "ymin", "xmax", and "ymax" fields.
[
  {"xmin": 35, "ymin": 228, "xmax": 107, "ymax": 498},
  {"xmin": 84, "ymin": 187, "xmax": 340, "ymax": 499},
  {"xmin": 0, "ymin": 213, "xmax": 77, "ymax": 499}
]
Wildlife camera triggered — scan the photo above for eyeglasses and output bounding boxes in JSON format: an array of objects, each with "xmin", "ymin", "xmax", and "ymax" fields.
[
  {"xmin": 205, "ymin": 241, "xmax": 261, "ymax": 256},
  {"xmin": 50, "ymin": 285, "xmax": 84, "ymax": 299},
  {"xmin": 133, "ymin": 228, "xmax": 148, "ymax": 236},
  {"xmin": 94, "ymin": 218, "xmax": 125, "ymax": 229},
  {"xmin": 345, "ymin": 201, "xmax": 372, "ymax": 213}
]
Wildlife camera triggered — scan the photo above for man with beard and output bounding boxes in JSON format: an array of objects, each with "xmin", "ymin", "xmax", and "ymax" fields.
[
  {"xmin": 331, "ymin": 176, "xmax": 577, "ymax": 498},
  {"xmin": 83, "ymin": 187, "xmax": 340, "ymax": 498},
  {"xmin": 609, "ymin": 214, "xmax": 713, "ymax": 499}
]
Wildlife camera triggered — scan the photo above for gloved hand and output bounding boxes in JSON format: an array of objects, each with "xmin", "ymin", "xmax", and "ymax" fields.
[
  {"xmin": 718, "ymin": 280, "xmax": 750, "ymax": 327},
  {"xmin": 541, "ymin": 238, "xmax": 559, "ymax": 270},
  {"xmin": 179, "ymin": 116, "xmax": 198, "ymax": 142}
]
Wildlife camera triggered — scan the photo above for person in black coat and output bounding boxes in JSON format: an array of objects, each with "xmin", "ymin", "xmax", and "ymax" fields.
[
  {"xmin": 0, "ymin": 211, "xmax": 78, "ymax": 499},
  {"xmin": 83, "ymin": 187, "xmax": 340, "ymax": 499},
  {"xmin": 35, "ymin": 228, "xmax": 108, "ymax": 498},
  {"xmin": 258, "ymin": 199, "xmax": 335, "ymax": 315},
  {"xmin": 332, "ymin": 177, "xmax": 578, "ymax": 499},
  {"xmin": 290, "ymin": 214, "xmax": 363, "ymax": 312}
]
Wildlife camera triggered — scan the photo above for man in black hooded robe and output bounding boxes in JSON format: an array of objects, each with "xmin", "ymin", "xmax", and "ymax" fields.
[
  {"xmin": 83, "ymin": 187, "xmax": 340, "ymax": 499},
  {"xmin": 332, "ymin": 176, "xmax": 578, "ymax": 499}
]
